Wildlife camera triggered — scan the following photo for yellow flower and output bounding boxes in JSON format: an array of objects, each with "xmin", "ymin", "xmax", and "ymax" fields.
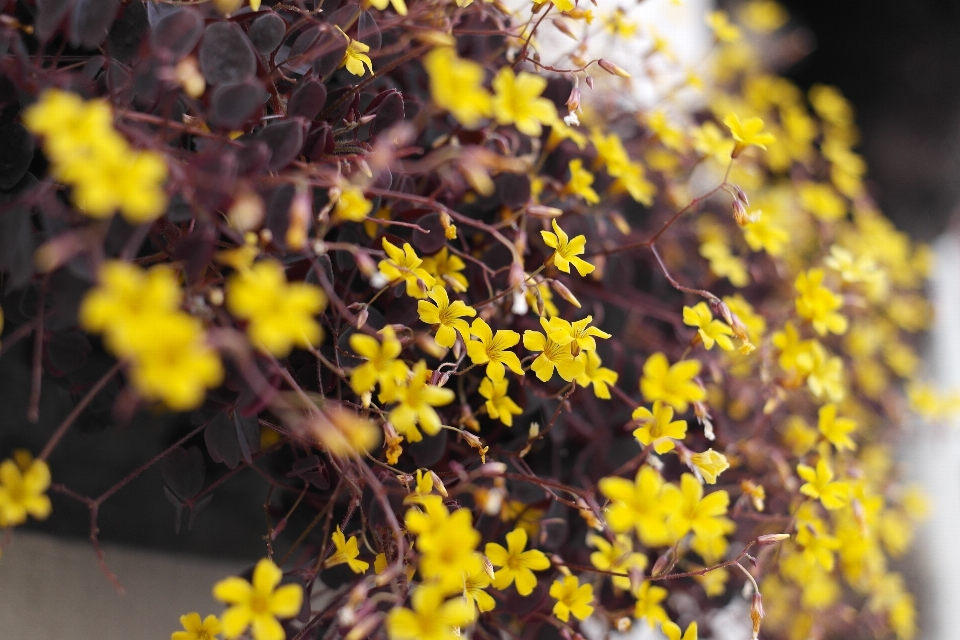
[
  {"xmin": 126, "ymin": 314, "xmax": 224, "ymax": 411},
  {"xmin": 417, "ymin": 509, "xmax": 482, "ymax": 592},
  {"xmin": 707, "ymin": 10, "xmax": 742, "ymax": 42},
  {"xmin": 683, "ymin": 302, "xmax": 735, "ymax": 351},
  {"xmin": 337, "ymin": 27, "xmax": 373, "ymax": 76},
  {"xmin": 213, "ymin": 558, "xmax": 303, "ymax": 640},
  {"xmin": 576, "ymin": 351, "xmax": 619, "ymax": 399},
  {"xmin": 466, "ymin": 317, "xmax": 524, "ymax": 381},
  {"xmin": 587, "ymin": 533, "xmax": 647, "ymax": 591},
  {"xmin": 349, "ymin": 326, "xmax": 409, "ymax": 396},
  {"xmin": 0, "ymin": 450, "xmax": 52, "ymax": 528},
  {"xmin": 366, "ymin": 0, "xmax": 407, "ymax": 15},
  {"xmin": 491, "ymin": 67, "xmax": 557, "ymax": 136},
  {"xmin": 690, "ymin": 449, "xmax": 730, "ymax": 484},
  {"xmin": 423, "ymin": 47, "xmax": 492, "ymax": 128},
  {"xmin": 171, "ymin": 613, "xmax": 222, "ymax": 640},
  {"xmin": 817, "ymin": 403, "xmax": 856, "ymax": 451},
  {"xmin": 663, "ymin": 621, "xmax": 698, "ymax": 640},
  {"xmin": 692, "ymin": 121, "xmax": 735, "ymax": 164},
  {"xmin": 797, "ymin": 459, "xmax": 849, "ymax": 510},
  {"xmin": 599, "ymin": 465, "xmax": 678, "ymax": 547},
  {"xmin": 633, "ymin": 581, "xmax": 670, "ymax": 627},
  {"xmin": 78, "ymin": 261, "xmax": 182, "ymax": 357},
  {"xmin": 739, "ymin": 0, "xmax": 788, "ymax": 33},
  {"xmin": 541, "ymin": 219, "xmax": 595, "ymax": 276},
  {"xmin": 700, "ymin": 240, "xmax": 749, "ymax": 287},
  {"xmin": 799, "ymin": 182, "xmax": 846, "ymax": 222},
  {"xmin": 532, "ymin": 0, "xmax": 574, "ymax": 14},
  {"xmin": 563, "ymin": 158, "xmax": 600, "ymax": 204},
  {"xmin": 485, "ymin": 527, "xmax": 551, "ymax": 595},
  {"xmin": 632, "ymin": 401, "xmax": 688, "ymax": 454},
  {"xmin": 479, "ymin": 376, "xmax": 523, "ymax": 426},
  {"xmin": 421, "ymin": 246, "xmax": 469, "ymax": 292},
  {"xmin": 324, "ymin": 526, "xmax": 370, "ymax": 573},
  {"xmin": 386, "ymin": 360, "xmax": 455, "ymax": 442},
  {"xmin": 463, "ymin": 560, "xmax": 496, "ymax": 613},
  {"xmin": 640, "ymin": 352, "xmax": 705, "ymax": 413},
  {"xmin": 386, "ymin": 585, "xmax": 475, "ymax": 640},
  {"xmin": 226, "ymin": 260, "xmax": 327, "ymax": 357},
  {"xmin": 418, "ymin": 285, "xmax": 476, "ymax": 348},
  {"xmin": 743, "ymin": 212, "xmax": 789, "ymax": 256},
  {"xmin": 795, "ymin": 268, "xmax": 847, "ymax": 336},
  {"xmin": 722, "ymin": 113, "xmax": 776, "ymax": 157},
  {"xmin": 333, "ymin": 185, "xmax": 372, "ymax": 222},
  {"xmin": 378, "ymin": 239, "xmax": 436, "ymax": 299},
  {"xmin": 794, "ymin": 518, "xmax": 840, "ymax": 572},
  {"xmin": 550, "ymin": 575, "xmax": 594, "ymax": 622},
  {"xmin": 544, "ymin": 315, "xmax": 611, "ymax": 354},
  {"xmin": 665, "ymin": 473, "xmax": 731, "ymax": 540},
  {"xmin": 523, "ymin": 318, "xmax": 585, "ymax": 383}
]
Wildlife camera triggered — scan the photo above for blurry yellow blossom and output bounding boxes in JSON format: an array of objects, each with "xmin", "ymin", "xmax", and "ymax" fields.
[
  {"xmin": 0, "ymin": 450, "xmax": 52, "ymax": 528},
  {"xmin": 692, "ymin": 122, "xmax": 735, "ymax": 163},
  {"xmin": 491, "ymin": 68, "xmax": 557, "ymax": 136},
  {"xmin": 795, "ymin": 268, "xmax": 847, "ymax": 336},
  {"xmin": 386, "ymin": 585, "xmax": 474, "ymax": 640},
  {"xmin": 171, "ymin": 613, "xmax": 222, "ymax": 640},
  {"xmin": 523, "ymin": 318, "xmax": 585, "ymax": 382},
  {"xmin": 739, "ymin": 0, "xmax": 788, "ymax": 32},
  {"xmin": 550, "ymin": 575, "xmax": 594, "ymax": 622},
  {"xmin": 797, "ymin": 459, "xmax": 849, "ymax": 510},
  {"xmin": 817, "ymin": 403, "xmax": 857, "ymax": 451},
  {"xmin": 663, "ymin": 621, "xmax": 698, "ymax": 640},
  {"xmin": 423, "ymin": 47, "xmax": 492, "ymax": 128},
  {"xmin": 723, "ymin": 113, "xmax": 776, "ymax": 157},
  {"xmin": 707, "ymin": 10, "xmax": 741, "ymax": 42},
  {"xmin": 226, "ymin": 259, "xmax": 327, "ymax": 357},
  {"xmin": 633, "ymin": 581, "xmax": 670, "ymax": 627},
  {"xmin": 799, "ymin": 183, "xmax": 846, "ymax": 222},
  {"xmin": 479, "ymin": 376, "xmax": 523, "ymax": 426},
  {"xmin": 576, "ymin": 351, "xmax": 619, "ymax": 399},
  {"xmin": 600, "ymin": 465, "xmax": 678, "ymax": 547},
  {"xmin": 666, "ymin": 473, "xmax": 731, "ymax": 540},
  {"xmin": 641, "ymin": 353, "xmax": 705, "ymax": 413},
  {"xmin": 564, "ymin": 158, "xmax": 601, "ymax": 205},
  {"xmin": 421, "ymin": 246, "xmax": 468, "ymax": 292},
  {"xmin": 587, "ymin": 533, "xmax": 647, "ymax": 591},
  {"xmin": 349, "ymin": 326, "xmax": 409, "ymax": 396},
  {"xmin": 690, "ymin": 449, "xmax": 730, "ymax": 484},
  {"xmin": 333, "ymin": 185, "xmax": 372, "ymax": 223}
]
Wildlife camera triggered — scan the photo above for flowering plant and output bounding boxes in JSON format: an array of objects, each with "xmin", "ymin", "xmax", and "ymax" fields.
[{"xmin": 0, "ymin": 1, "xmax": 945, "ymax": 639}]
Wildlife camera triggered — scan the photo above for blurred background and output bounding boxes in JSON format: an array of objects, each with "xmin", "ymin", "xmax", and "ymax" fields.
[{"xmin": 3, "ymin": 0, "xmax": 960, "ymax": 638}]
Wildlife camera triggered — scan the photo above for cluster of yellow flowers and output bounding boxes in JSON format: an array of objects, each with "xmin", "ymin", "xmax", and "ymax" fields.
[{"xmin": 22, "ymin": 90, "xmax": 168, "ymax": 223}]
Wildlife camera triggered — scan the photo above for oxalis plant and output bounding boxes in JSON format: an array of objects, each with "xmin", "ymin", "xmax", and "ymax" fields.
[{"xmin": 0, "ymin": 1, "xmax": 947, "ymax": 640}]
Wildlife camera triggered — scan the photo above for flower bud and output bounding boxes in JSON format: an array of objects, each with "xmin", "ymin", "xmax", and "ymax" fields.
[
  {"xmin": 756, "ymin": 533, "xmax": 790, "ymax": 545},
  {"xmin": 477, "ymin": 461, "xmax": 507, "ymax": 477},
  {"xmin": 526, "ymin": 204, "xmax": 565, "ymax": 218},
  {"xmin": 597, "ymin": 58, "xmax": 632, "ymax": 78},
  {"xmin": 566, "ymin": 86, "xmax": 582, "ymax": 113},
  {"xmin": 550, "ymin": 279, "xmax": 582, "ymax": 308},
  {"xmin": 228, "ymin": 189, "xmax": 265, "ymax": 232},
  {"xmin": 355, "ymin": 252, "xmax": 379, "ymax": 279},
  {"xmin": 750, "ymin": 593, "xmax": 764, "ymax": 640},
  {"xmin": 552, "ymin": 18, "xmax": 578, "ymax": 40}
]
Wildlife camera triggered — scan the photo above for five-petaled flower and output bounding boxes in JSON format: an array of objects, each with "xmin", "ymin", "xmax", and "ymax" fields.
[
  {"xmin": 378, "ymin": 239, "xmax": 436, "ymax": 299},
  {"xmin": 818, "ymin": 403, "xmax": 857, "ymax": 451},
  {"xmin": 723, "ymin": 113, "xmax": 776, "ymax": 157},
  {"xmin": 467, "ymin": 317, "xmax": 524, "ymax": 381},
  {"xmin": 576, "ymin": 351, "xmax": 620, "ymax": 399},
  {"xmin": 171, "ymin": 612, "xmax": 222, "ymax": 640},
  {"xmin": 349, "ymin": 326, "xmax": 409, "ymax": 396},
  {"xmin": 683, "ymin": 302, "xmax": 735, "ymax": 351},
  {"xmin": 632, "ymin": 401, "xmax": 688, "ymax": 454},
  {"xmin": 383, "ymin": 360, "xmax": 455, "ymax": 442},
  {"xmin": 0, "ymin": 450, "xmax": 52, "ymax": 528},
  {"xmin": 226, "ymin": 259, "xmax": 327, "ymax": 357},
  {"xmin": 541, "ymin": 219, "xmax": 596, "ymax": 277},
  {"xmin": 337, "ymin": 27, "xmax": 373, "ymax": 76},
  {"xmin": 422, "ymin": 47, "xmax": 492, "ymax": 128},
  {"xmin": 485, "ymin": 527, "xmax": 551, "ymax": 596},
  {"xmin": 491, "ymin": 67, "xmax": 557, "ymax": 136},
  {"xmin": 640, "ymin": 353, "xmax": 706, "ymax": 413},
  {"xmin": 523, "ymin": 317, "xmax": 585, "ymax": 382},
  {"xmin": 479, "ymin": 376, "xmax": 523, "ymax": 426},
  {"xmin": 213, "ymin": 558, "xmax": 303, "ymax": 640},
  {"xmin": 550, "ymin": 574, "xmax": 595, "ymax": 622},
  {"xmin": 797, "ymin": 459, "xmax": 849, "ymax": 510},
  {"xmin": 418, "ymin": 285, "xmax": 477, "ymax": 348},
  {"xmin": 795, "ymin": 269, "xmax": 847, "ymax": 336},
  {"xmin": 386, "ymin": 584, "xmax": 475, "ymax": 640}
]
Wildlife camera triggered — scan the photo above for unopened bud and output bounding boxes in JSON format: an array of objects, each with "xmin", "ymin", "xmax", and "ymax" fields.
[
  {"xmin": 732, "ymin": 198, "xmax": 750, "ymax": 227},
  {"xmin": 552, "ymin": 17, "xmax": 578, "ymax": 39},
  {"xmin": 550, "ymin": 279, "xmax": 582, "ymax": 308},
  {"xmin": 416, "ymin": 31, "xmax": 456, "ymax": 47},
  {"xmin": 355, "ymin": 306, "xmax": 369, "ymax": 330},
  {"xmin": 478, "ymin": 461, "xmax": 507, "ymax": 477},
  {"xmin": 228, "ymin": 189, "xmax": 265, "ymax": 232},
  {"xmin": 355, "ymin": 252, "xmax": 378, "ymax": 279},
  {"xmin": 585, "ymin": 76, "xmax": 594, "ymax": 90},
  {"xmin": 616, "ymin": 617, "xmax": 633, "ymax": 633},
  {"xmin": 345, "ymin": 616, "xmax": 381, "ymax": 640},
  {"xmin": 428, "ymin": 470, "xmax": 448, "ymax": 497},
  {"xmin": 482, "ymin": 555, "xmax": 496, "ymax": 580},
  {"xmin": 597, "ymin": 58, "xmax": 632, "ymax": 78},
  {"xmin": 756, "ymin": 533, "xmax": 790, "ymax": 545},
  {"xmin": 175, "ymin": 57, "xmax": 205, "ymax": 98},
  {"xmin": 651, "ymin": 548, "xmax": 674, "ymax": 577},
  {"xmin": 526, "ymin": 204, "xmax": 565, "ymax": 218}
]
